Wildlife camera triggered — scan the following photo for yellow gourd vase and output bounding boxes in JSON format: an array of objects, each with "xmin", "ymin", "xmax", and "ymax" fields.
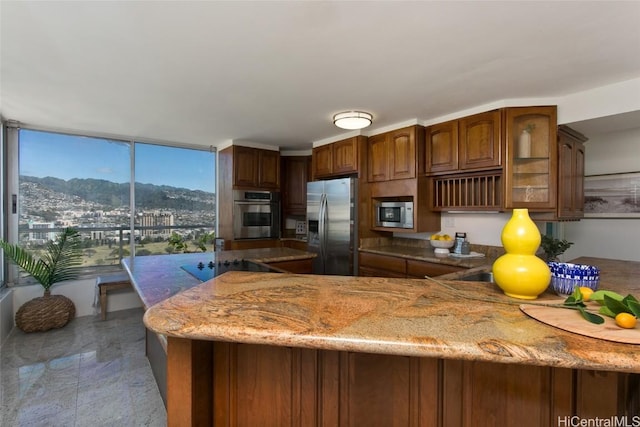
[{"xmin": 492, "ymin": 209, "xmax": 550, "ymax": 299}]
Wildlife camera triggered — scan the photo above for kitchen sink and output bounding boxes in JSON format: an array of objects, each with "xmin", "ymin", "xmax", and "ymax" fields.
[{"xmin": 454, "ymin": 271, "xmax": 495, "ymax": 283}]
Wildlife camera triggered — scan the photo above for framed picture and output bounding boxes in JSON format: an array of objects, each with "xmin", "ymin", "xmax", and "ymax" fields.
[{"xmin": 584, "ymin": 172, "xmax": 640, "ymax": 218}]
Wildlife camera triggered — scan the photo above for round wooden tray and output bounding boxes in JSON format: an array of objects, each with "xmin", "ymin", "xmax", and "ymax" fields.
[{"xmin": 520, "ymin": 301, "xmax": 640, "ymax": 345}]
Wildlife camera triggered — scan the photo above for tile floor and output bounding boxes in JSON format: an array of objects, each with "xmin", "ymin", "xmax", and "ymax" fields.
[{"xmin": 0, "ymin": 308, "xmax": 166, "ymax": 426}]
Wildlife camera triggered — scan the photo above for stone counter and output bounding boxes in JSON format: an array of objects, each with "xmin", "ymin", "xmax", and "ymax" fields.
[
  {"xmin": 122, "ymin": 247, "xmax": 316, "ymax": 309},
  {"xmin": 144, "ymin": 258, "xmax": 640, "ymax": 373}
]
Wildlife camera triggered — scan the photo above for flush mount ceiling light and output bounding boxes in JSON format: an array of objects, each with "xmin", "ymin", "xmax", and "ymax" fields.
[{"xmin": 333, "ymin": 111, "xmax": 373, "ymax": 130}]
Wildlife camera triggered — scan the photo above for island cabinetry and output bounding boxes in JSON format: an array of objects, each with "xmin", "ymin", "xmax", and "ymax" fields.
[
  {"xmin": 166, "ymin": 338, "xmax": 635, "ymax": 427},
  {"xmin": 367, "ymin": 125, "xmax": 422, "ymax": 182},
  {"xmin": 312, "ymin": 136, "xmax": 364, "ymax": 179},
  {"xmin": 426, "ymin": 110, "xmax": 502, "ymax": 175},
  {"xmin": 504, "ymin": 106, "xmax": 558, "ymax": 210},
  {"xmin": 359, "ymin": 251, "xmax": 464, "ymax": 278},
  {"xmin": 281, "ymin": 155, "xmax": 311, "ymax": 216},
  {"xmin": 233, "ymin": 146, "xmax": 280, "ymax": 190}
]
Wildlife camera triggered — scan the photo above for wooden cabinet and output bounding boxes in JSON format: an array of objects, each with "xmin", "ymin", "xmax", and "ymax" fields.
[
  {"xmin": 168, "ymin": 338, "xmax": 637, "ymax": 427},
  {"xmin": 233, "ymin": 146, "xmax": 280, "ymax": 190},
  {"xmin": 359, "ymin": 251, "xmax": 464, "ymax": 278},
  {"xmin": 426, "ymin": 110, "xmax": 501, "ymax": 174},
  {"xmin": 504, "ymin": 106, "xmax": 558, "ymax": 210},
  {"xmin": 281, "ymin": 156, "xmax": 311, "ymax": 216},
  {"xmin": 358, "ymin": 252, "xmax": 407, "ymax": 277},
  {"xmin": 266, "ymin": 258, "xmax": 313, "ymax": 274},
  {"xmin": 556, "ymin": 125, "xmax": 587, "ymax": 220},
  {"xmin": 368, "ymin": 126, "xmax": 421, "ymax": 182},
  {"xmin": 312, "ymin": 136, "xmax": 362, "ymax": 179},
  {"xmin": 406, "ymin": 259, "xmax": 465, "ymax": 278}
]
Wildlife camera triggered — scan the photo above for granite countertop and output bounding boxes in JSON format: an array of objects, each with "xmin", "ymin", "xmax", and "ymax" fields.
[
  {"xmin": 143, "ymin": 257, "xmax": 640, "ymax": 374},
  {"xmin": 122, "ymin": 247, "xmax": 316, "ymax": 309}
]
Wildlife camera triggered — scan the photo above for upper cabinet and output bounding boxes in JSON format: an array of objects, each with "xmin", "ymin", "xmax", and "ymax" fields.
[
  {"xmin": 232, "ymin": 146, "xmax": 280, "ymax": 190},
  {"xmin": 368, "ymin": 126, "xmax": 422, "ymax": 182},
  {"xmin": 281, "ymin": 156, "xmax": 311, "ymax": 216},
  {"xmin": 556, "ymin": 125, "xmax": 587, "ymax": 220},
  {"xmin": 312, "ymin": 136, "xmax": 363, "ymax": 179},
  {"xmin": 503, "ymin": 106, "xmax": 558, "ymax": 210},
  {"xmin": 426, "ymin": 110, "xmax": 501, "ymax": 174}
]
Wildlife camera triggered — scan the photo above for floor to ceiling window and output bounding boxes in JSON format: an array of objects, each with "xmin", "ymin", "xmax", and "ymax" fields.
[{"xmin": 4, "ymin": 127, "xmax": 216, "ymax": 285}]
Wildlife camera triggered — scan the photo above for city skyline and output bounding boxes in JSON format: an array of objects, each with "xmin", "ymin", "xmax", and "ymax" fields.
[{"xmin": 19, "ymin": 129, "xmax": 216, "ymax": 192}]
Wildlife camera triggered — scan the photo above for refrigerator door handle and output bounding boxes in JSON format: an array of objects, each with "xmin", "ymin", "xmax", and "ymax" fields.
[{"xmin": 319, "ymin": 193, "xmax": 328, "ymax": 269}]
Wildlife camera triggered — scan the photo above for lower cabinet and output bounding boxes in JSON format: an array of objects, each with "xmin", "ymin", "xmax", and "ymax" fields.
[
  {"xmin": 167, "ymin": 338, "xmax": 638, "ymax": 426},
  {"xmin": 266, "ymin": 258, "xmax": 313, "ymax": 274},
  {"xmin": 359, "ymin": 251, "xmax": 465, "ymax": 278}
]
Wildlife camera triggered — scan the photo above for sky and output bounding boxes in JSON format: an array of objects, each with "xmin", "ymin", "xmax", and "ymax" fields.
[{"xmin": 19, "ymin": 129, "xmax": 216, "ymax": 192}]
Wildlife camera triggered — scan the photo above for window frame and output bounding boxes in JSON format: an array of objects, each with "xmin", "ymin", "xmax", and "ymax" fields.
[{"xmin": 3, "ymin": 124, "xmax": 217, "ymax": 286}]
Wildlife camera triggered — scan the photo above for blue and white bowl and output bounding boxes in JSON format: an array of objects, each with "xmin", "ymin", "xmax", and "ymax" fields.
[{"xmin": 548, "ymin": 262, "xmax": 600, "ymax": 296}]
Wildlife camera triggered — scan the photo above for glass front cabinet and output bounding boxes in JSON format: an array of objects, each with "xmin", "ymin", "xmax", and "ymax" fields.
[{"xmin": 504, "ymin": 106, "xmax": 558, "ymax": 210}]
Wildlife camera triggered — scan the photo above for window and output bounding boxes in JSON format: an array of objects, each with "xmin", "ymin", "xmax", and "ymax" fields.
[{"xmin": 4, "ymin": 127, "xmax": 216, "ymax": 285}]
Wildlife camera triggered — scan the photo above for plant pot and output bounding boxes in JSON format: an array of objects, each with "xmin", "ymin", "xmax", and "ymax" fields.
[{"xmin": 15, "ymin": 291, "xmax": 76, "ymax": 333}]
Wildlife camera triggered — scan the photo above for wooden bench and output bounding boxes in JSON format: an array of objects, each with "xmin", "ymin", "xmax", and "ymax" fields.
[{"xmin": 96, "ymin": 273, "xmax": 132, "ymax": 320}]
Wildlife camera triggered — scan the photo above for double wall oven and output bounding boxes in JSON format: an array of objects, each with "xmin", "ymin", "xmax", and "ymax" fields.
[{"xmin": 233, "ymin": 190, "xmax": 280, "ymax": 240}]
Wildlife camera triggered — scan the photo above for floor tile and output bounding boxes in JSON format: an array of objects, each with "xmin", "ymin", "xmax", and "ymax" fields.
[{"xmin": 0, "ymin": 308, "xmax": 166, "ymax": 426}]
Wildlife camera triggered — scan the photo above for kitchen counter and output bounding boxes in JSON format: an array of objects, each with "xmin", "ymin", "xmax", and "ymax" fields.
[
  {"xmin": 144, "ymin": 257, "xmax": 640, "ymax": 425},
  {"xmin": 144, "ymin": 259, "xmax": 639, "ymax": 373},
  {"xmin": 122, "ymin": 247, "xmax": 316, "ymax": 309},
  {"xmin": 142, "ymin": 256, "xmax": 640, "ymax": 425}
]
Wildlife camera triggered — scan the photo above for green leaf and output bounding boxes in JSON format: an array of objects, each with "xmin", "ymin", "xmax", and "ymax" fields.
[
  {"xmin": 604, "ymin": 294, "xmax": 633, "ymax": 316},
  {"xmin": 599, "ymin": 306, "xmax": 617, "ymax": 318},
  {"xmin": 623, "ymin": 294, "xmax": 639, "ymax": 304},
  {"xmin": 627, "ymin": 300, "xmax": 640, "ymax": 318},
  {"xmin": 590, "ymin": 290, "xmax": 625, "ymax": 305},
  {"xmin": 578, "ymin": 307, "xmax": 605, "ymax": 324}
]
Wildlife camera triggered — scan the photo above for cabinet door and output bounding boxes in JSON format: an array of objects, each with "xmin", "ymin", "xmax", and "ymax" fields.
[
  {"xmin": 313, "ymin": 145, "xmax": 333, "ymax": 178},
  {"xmin": 459, "ymin": 110, "xmax": 502, "ymax": 170},
  {"xmin": 258, "ymin": 149, "xmax": 280, "ymax": 189},
  {"xmin": 504, "ymin": 106, "xmax": 558, "ymax": 210},
  {"xmin": 333, "ymin": 138, "xmax": 358, "ymax": 175},
  {"xmin": 389, "ymin": 128, "xmax": 416, "ymax": 180},
  {"xmin": 282, "ymin": 156, "xmax": 309, "ymax": 215},
  {"xmin": 359, "ymin": 252, "xmax": 406, "ymax": 277},
  {"xmin": 406, "ymin": 260, "xmax": 465, "ymax": 278},
  {"xmin": 557, "ymin": 128, "xmax": 586, "ymax": 220},
  {"xmin": 426, "ymin": 121, "xmax": 458, "ymax": 174},
  {"xmin": 367, "ymin": 134, "xmax": 389, "ymax": 182},
  {"xmin": 233, "ymin": 146, "xmax": 259, "ymax": 188}
]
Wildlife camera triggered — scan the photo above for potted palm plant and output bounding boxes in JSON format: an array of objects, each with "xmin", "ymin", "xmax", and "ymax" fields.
[{"xmin": 0, "ymin": 227, "xmax": 83, "ymax": 332}]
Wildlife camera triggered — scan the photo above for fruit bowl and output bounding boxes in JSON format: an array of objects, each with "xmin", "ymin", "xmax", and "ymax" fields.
[
  {"xmin": 430, "ymin": 236, "xmax": 455, "ymax": 256},
  {"xmin": 548, "ymin": 262, "xmax": 600, "ymax": 296},
  {"xmin": 430, "ymin": 239, "xmax": 455, "ymax": 249}
]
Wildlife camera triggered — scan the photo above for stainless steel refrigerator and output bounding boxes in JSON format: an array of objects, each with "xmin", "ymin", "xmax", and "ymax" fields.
[{"xmin": 307, "ymin": 177, "xmax": 358, "ymax": 275}]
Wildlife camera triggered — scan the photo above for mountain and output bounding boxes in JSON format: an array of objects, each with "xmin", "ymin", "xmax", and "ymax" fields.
[{"xmin": 20, "ymin": 176, "xmax": 215, "ymax": 211}]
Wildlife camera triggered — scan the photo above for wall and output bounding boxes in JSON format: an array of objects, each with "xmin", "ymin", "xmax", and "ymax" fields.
[
  {"xmin": 563, "ymin": 127, "xmax": 640, "ymax": 262},
  {"xmin": 11, "ymin": 278, "xmax": 142, "ymax": 320},
  {"xmin": 0, "ymin": 288, "xmax": 13, "ymax": 345}
]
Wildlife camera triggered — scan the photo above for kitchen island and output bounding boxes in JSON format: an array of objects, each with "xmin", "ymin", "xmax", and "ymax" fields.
[
  {"xmin": 144, "ymin": 257, "xmax": 639, "ymax": 426},
  {"xmin": 122, "ymin": 247, "xmax": 316, "ymax": 404}
]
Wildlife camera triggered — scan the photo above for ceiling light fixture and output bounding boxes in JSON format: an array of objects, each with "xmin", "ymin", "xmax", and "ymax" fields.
[{"xmin": 333, "ymin": 111, "xmax": 373, "ymax": 130}]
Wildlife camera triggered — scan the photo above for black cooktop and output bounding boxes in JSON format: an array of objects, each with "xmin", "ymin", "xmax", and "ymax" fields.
[{"xmin": 180, "ymin": 259, "xmax": 280, "ymax": 282}]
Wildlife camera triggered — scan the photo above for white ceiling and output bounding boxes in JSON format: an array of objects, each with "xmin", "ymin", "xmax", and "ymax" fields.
[{"xmin": 1, "ymin": 1, "xmax": 639, "ymax": 150}]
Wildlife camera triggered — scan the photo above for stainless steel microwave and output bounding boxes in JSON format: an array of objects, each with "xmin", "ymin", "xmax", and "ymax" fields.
[
  {"xmin": 233, "ymin": 190, "xmax": 280, "ymax": 239},
  {"xmin": 374, "ymin": 201, "xmax": 414, "ymax": 229}
]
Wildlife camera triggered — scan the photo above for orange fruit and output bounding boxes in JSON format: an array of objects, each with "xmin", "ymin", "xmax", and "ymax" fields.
[
  {"xmin": 578, "ymin": 287, "xmax": 594, "ymax": 301},
  {"xmin": 615, "ymin": 313, "xmax": 637, "ymax": 329}
]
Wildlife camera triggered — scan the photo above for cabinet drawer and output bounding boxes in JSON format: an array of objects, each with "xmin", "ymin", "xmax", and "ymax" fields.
[
  {"xmin": 267, "ymin": 259, "xmax": 313, "ymax": 274},
  {"xmin": 406, "ymin": 260, "xmax": 465, "ymax": 278},
  {"xmin": 359, "ymin": 252, "xmax": 406, "ymax": 274},
  {"xmin": 358, "ymin": 266, "xmax": 407, "ymax": 278}
]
